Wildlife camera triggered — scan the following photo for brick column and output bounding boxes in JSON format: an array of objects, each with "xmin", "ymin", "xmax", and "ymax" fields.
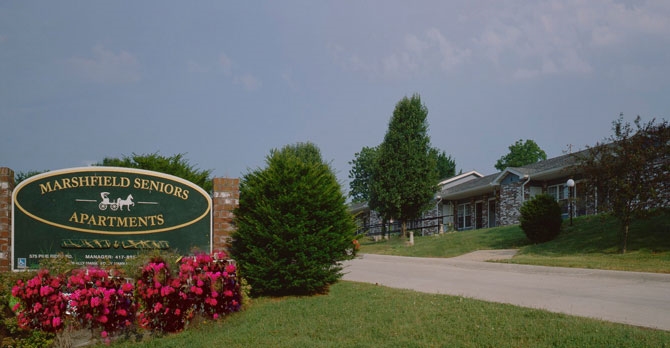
[
  {"xmin": 0, "ymin": 167, "xmax": 15, "ymax": 272},
  {"xmin": 212, "ymin": 177, "xmax": 239, "ymax": 253}
]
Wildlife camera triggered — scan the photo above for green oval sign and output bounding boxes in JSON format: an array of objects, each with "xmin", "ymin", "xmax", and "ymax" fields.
[{"xmin": 12, "ymin": 167, "xmax": 212, "ymax": 270}]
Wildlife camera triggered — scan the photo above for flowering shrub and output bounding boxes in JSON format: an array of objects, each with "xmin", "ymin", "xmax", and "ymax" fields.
[
  {"xmin": 178, "ymin": 251, "xmax": 241, "ymax": 318},
  {"xmin": 66, "ymin": 267, "xmax": 136, "ymax": 337},
  {"xmin": 11, "ymin": 251, "xmax": 243, "ymax": 338},
  {"xmin": 11, "ymin": 269, "xmax": 66, "ymax": 333},
  {"xmin": 135, "ymin": 257, "xmax": 193, "ymax": 333}
]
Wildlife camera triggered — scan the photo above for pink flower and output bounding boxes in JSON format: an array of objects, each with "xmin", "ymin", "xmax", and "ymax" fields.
[
  {"xmin": 52, "ymin": 316, "xmax": 62, "ymax": 328},
  {"xmin": 40, "ymin": 285, "xmax": 53, "ymax": 297},
  {"xmin": 101, "ymin": 331, "xmax": 108, "ymax": 338},
  {"xmin": 224, "ymin": 290, "xmax": 233, "ymax": 297},
  {"xmin": 122, "ymin": 282, "xmax": 133, "ymax": 292},
  {"xmin": 116, "ymin": 308, "xmax": 127, "ymax": 316},
  {"xmin": 160, "ymin": 286, "xmax": 174, "ymax": 297},
  {"xmin": 97, "ymin": 315, "xmax": 108, "ymax": 323},
  {"xmin": 213, "ymin": 313, "xmax": 219, "ymax": 320},
  {"xmin": 91, "ymin": 297, "xmax": 102, "ymax": 307}
]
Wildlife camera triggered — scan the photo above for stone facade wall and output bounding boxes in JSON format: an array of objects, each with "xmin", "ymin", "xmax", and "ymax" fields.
[
  {"xmin": 499, "ymin": 182, "xmax": 524, "ymax": 226},
  {"xmin": 0, "ymin": 168, "xmax": 14, "ymax": 272}
]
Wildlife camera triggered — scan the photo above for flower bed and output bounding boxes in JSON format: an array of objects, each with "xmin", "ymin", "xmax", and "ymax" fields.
[{"xmin": 11, "ymin": 251, "xmax": 242, "ymax": 341}]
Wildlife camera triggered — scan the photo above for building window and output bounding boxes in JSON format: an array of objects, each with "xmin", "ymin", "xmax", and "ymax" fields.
[
  {"xmin": 547, "ymin": 183, "xmax": 578, "ymax": 216},
  {"xmin": 546, "ymin": 184, "xmax": 567, "ymax": 201},
  {"xmin": 457, "ymin": 203, "xmax": 472, "ymax": 230}
]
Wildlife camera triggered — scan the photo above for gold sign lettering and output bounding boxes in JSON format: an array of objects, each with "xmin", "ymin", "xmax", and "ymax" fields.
[
  {"xmin": 133, "ymin": 178, "xmax": 189, "ymax": 200},
  {"xmin": 40, "ymin": 176, "xmax": 132, "ymax": 195},
  {"xmin": 69, "ymin": 212, "xmax": 165, "ymax": 228}
]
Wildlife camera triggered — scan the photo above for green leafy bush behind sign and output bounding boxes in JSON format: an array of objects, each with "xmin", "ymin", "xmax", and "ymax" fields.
[{"xmin": 12, "ymin": 167, "xmax": 211, "ymax": 270}]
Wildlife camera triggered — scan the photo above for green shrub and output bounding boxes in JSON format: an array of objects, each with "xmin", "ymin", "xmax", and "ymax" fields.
[
  {"xmin": 519, "ymin": 193, "xmax": 562, "ymax": 243},
  {"xmin": 232, "ymin": 142, "xmax": 357, "ymax": 297}
]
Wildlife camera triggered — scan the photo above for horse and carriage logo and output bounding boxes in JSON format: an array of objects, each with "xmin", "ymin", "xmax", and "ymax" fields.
[{"xmin": 76, "ymin": 192, "xmax": 157, "ymax": 211}]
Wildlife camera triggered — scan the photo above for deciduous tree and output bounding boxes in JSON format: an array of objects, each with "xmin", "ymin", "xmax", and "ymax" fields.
[
  {"xmin": 369, "ymin": 94, "xmax": 438, "ymax": 238},
  {"xmin": 99, "ymin": 152, "xmax": 213, "ymax": 192},
  {"xmin": 348, "ymin": 146, "xmax": 378, "ymax": 203},
  {"xmin": 434, "ymin": 149, "xmax": 456, "ymax": 179},
  {"xmin": 495, "ymin": 139, "xmax": 547, "ymax": 171},
  {"xmin": 578, "ymin": 115, "xmax": 670, "ymax": 253}
]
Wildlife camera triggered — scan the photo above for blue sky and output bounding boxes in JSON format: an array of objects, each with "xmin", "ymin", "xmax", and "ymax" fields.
[{"xmin": 1, "ymin": 1, "xmax": 668, "ymax": 191}]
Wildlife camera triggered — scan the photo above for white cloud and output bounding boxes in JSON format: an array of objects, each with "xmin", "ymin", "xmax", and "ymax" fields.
[
  {"xmin": 187, "ymin": 52, "xmax": 261, "ymax": 91},
  {"xmin": 68, "ymin": 45, "xmax": 140, "ymax": 84},
  {"xmin": 333, "ymin": 28, "xmax": 471, "ymax": 79},
  {"xmin": 328, "ymin": 0, "xmax": 669, "ymax": 81},
  {"xmin": 281, "ymin": 70, "xmax": 298, "ymax": 90},
  {"xmin": 379, "ymin": 28, "xmax": 470, "ymax": 77},
  {"xmin": 235, "ymin": 74, "xmax": 262, "ymax": 91},
  {"xmin": 425, "ymin": 28, "xmax": 471, "ymax": 72},
  {"xmin": 219, "ymin": 53, "xmax": 233, "ymax": 75},
  {"xmin": 186, "ymin": 60, "xmax": 209, "ymax": 73}
]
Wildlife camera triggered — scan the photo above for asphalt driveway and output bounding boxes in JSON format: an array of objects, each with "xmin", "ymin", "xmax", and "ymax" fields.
[{"xmin": 341, "ymin": 252, "xmax": 670, "ymax": 331}]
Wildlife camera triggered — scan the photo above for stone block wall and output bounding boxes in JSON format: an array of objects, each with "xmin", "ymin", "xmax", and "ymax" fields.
[
  {"xmin": 211, "ymin": 177, "xmax": 239, "ymax": 253},
  {"xmin": 0, "ymin": 168, "xmax": 14, "ymax": 272},
  {"xmin": 499, "ymin": 182, "xmax": 523, "ymax": 226}
]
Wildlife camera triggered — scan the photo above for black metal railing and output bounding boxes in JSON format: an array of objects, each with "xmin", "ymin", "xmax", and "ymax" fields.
[{"xmin": 355, "ymin": 215, "xmax": 452, "ymax": 237}]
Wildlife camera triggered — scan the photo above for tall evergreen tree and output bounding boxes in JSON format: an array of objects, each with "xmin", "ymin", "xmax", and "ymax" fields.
[
  {"xmin": 231, "ymin": 142, "xmax": 356, "ymax": 296},
  {"xmin": 369, "ymin": 94, "xmax": 438, "ymax": 238}
]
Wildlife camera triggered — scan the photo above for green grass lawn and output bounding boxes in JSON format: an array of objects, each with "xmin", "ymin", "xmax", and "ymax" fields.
[
  {"xmin": 359, "ymin": 210, "xmax": 670, "ymax": 273},
  {"xmin": 359, "ymin": 224, "xmax": 529, "ymax": 258},
  {"xmin": 104, "ymin": 281, "xmax": 670, "ymax": 348},
  {"xmin": 93, "ymin": 212, "xmax": 670, "ymax": 347}
]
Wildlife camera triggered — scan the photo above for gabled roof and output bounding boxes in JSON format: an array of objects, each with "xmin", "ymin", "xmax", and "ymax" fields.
[
  {"xmin": 492, "ymin": 150, "xmax": 586, "ymax": 184},
  {"xmin": 440, "ymin": 150, "xmax": 589, "ymax": 201},
  {"xmin": 349, "ymin": 149, "xmax": 590, "ymax": 209},
  {"xmin": 438, "ymin": 170, "xmax": 483, "ymax": 189},
  {"xmin": 438, "ymin": 172, "xmax": 499, "ymax": 201}
]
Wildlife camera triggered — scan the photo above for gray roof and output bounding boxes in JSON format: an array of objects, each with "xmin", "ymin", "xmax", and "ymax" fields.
[
  {"xmin": 351, "ymin": 149, "xmax": 591, "ymax": 208},
  {"xmin": 439, "ymin": 172, "xmax": 499, "ymax": 200},
  {"xmin": 440, "ymin": 149, "xmax": 588, "ymax": 200}
]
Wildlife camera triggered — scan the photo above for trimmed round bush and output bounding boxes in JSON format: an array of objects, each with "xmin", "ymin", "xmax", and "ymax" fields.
[
  {"xmin": 231, "ymin": 142, "xmax": 357, "ymax": 297},
  {"xmin": 519, "ymin": 193, "xmax": 562, "ymax": 243}
]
